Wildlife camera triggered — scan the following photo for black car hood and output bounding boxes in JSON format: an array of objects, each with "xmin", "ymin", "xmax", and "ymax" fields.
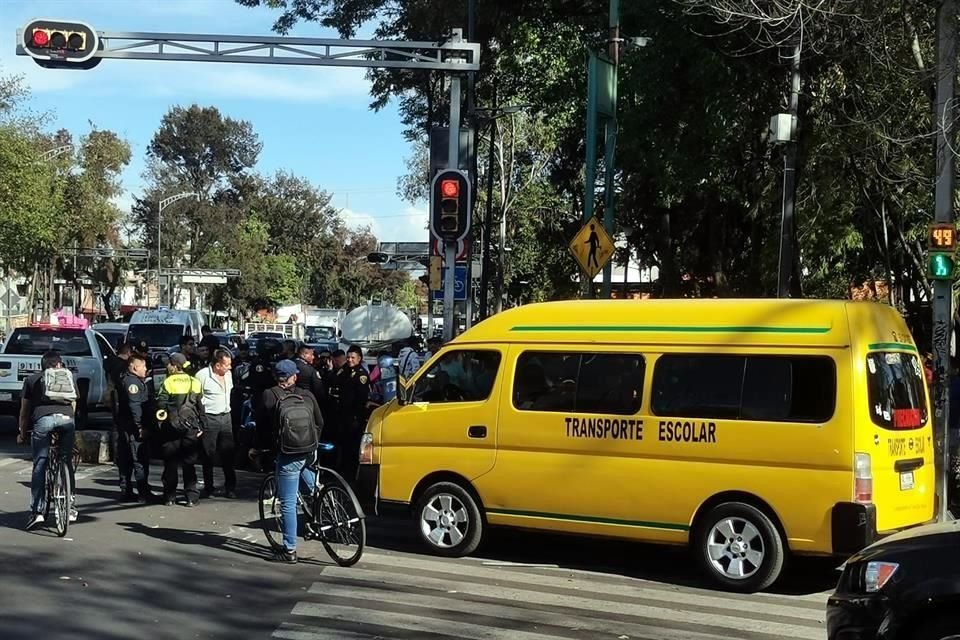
[{"xmin": 850, "ymin": 520, "xmax": 960, "ymax": 562}]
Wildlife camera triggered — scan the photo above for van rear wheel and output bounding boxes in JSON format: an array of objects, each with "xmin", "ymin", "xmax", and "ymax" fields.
[
  {"xmin": 694, "ymin": 502, "xmax": 785, "ymax": 593},
  {"xmin": 415, "ymin": 482, "xmax": 483, "ymax": 557}
]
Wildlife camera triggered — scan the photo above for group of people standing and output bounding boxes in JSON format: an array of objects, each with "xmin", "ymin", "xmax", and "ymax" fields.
[{"xmin": 106, "ymin": 330, "xmax": 381, "ymax": 508}]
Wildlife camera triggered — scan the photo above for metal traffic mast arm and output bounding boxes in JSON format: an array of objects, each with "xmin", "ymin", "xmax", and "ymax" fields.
[{"xmin": 16, "ymin": 28, "xmax": 480, "ymax": 72}]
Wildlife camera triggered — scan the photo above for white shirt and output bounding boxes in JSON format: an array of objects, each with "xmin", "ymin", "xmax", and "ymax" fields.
[{"xmin": 195, "ymin": 366, "xmax": 233, "ymax": 415}]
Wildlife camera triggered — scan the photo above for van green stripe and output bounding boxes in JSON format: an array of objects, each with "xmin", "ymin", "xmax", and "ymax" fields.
[
  {"xmin": 487, "ymin": 507, "xmax": 690, "ymax": 531},
  {"xmin": 868, "ymin": 342, "xmax": 917, "ymax": 353},
  {"xmin": 510, "ymin": 325, "xmax": 830, "ymax": 335}
]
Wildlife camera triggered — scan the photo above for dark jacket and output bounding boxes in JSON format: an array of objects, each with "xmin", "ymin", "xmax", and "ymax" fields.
[
  {"xmin": 117, "ymin": 372, "xmax": 154, "ymax": 435},
  {"xmin": 338, "ymin": 364, "xmax": 370, "ymax": 424},
  {"xmin": 255, "ymin": 385, "xmax": 324, "ymax": 452},
  {"xmin": 293, "ymin": 357, "xmax": 326, "ymax": 401}
]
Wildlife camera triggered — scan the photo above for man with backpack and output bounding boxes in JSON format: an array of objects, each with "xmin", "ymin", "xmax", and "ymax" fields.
[
  {"xmin": 18, "ymin": 350, "xmax": 79, "ymax": 530},
  {"xmin": 250, "ymin": 359, "xmax": 324, "ymax": 564},
  {"xmin": 156, "ymin": 353, "xmax": 205, "ymax": 507}
]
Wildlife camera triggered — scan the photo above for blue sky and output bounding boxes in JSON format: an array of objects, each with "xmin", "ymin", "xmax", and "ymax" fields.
[{"xmin": 0, "ymin": 0, "xmax": 428, "ymax": 242}]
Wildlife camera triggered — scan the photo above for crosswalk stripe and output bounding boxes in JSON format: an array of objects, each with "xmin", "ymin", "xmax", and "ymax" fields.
[
  {"xmin": 273, "ymin": 622, "xmax": 380, "ymax": 639},
  {"xmin": 350, "ymin": 550, "xmax": 828, "ymax": 618},
  {"xmin": 293, "ymin": 601, "xmax": 584, "ymax": 640},
  {"xmin": 301, "ymin": 584, "xmax": 786, "ymax": 640},
  {"xmin": 0, "ymin": 457, "xmax": 22, "ymax": 468},
  {"xmin": 307, "ymin": 568, "xmax": 823, "ymax": 640}
]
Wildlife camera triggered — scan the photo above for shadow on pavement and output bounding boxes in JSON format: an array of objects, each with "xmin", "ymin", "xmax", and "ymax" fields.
[
  {"xmin": 0, "ymin": 540, "xmax": 301, "ymax": 640},
  {"xmin": 363, "ymin": 515, "xmax": 840, "ymax": 597}
]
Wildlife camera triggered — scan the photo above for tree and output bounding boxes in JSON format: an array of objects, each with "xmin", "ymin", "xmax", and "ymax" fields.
[{"xmin": 140, "ymin": 105, "xmax": 262, "ymax": 305}]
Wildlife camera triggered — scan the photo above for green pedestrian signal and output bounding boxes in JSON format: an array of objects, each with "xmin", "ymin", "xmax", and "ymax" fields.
[{"xmin": 929, "ymin": 253, "xmax": 956, "ymax": 280}]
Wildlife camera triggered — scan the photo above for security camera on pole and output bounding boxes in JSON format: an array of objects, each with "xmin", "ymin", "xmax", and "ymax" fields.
[{"xmin": 431, "ymin": 29, "xmax": 472, "ymax": 342}]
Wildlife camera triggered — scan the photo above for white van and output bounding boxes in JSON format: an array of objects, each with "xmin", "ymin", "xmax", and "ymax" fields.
[{"xmin": 128, "ymin": 309, "xmax": 205, "ymax": 350}]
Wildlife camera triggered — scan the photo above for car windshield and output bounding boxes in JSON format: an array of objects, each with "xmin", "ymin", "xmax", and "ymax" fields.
[
  {"xmin": 127, "ymin": 323, "xmax": 185, "ymax": 349},
  {"xmin": 866, "ymin": 351, "xmax": 928, "ymax": 430},
  {"xmin": 306, "ymin": 326, "xmax": 336, "ymax": 341},
  {"xmin": 5, "ymin": 328, "xmax": 92, "ymax": 356},
  {"xmin": 97, "ymin": 330, "xmax": 127, "ymax": 350}
]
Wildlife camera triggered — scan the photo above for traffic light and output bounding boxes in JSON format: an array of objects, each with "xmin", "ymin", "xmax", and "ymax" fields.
[
  {"xmin": 930, "ymin": 253, "xmax": 956, "ymax": 280},
  {"xmin": 928, "ymin": 222, "xmax": 957, "ymax": 281},
  {"xmin": 20, "ymin": 19, "xmax": 100, "ymax": 68},
  {"xmin": 430, "ymin": 169, "xmax": 471, "ymax": 242}
]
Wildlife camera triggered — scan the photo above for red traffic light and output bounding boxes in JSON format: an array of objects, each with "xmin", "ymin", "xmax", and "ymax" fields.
[
  {"xmin": 31, "ymin": 29, "xmax": 49, "ymax": 47},
  {"xmin": 441, "ymin": 179, "xmax": 459, "ymax": 198}
]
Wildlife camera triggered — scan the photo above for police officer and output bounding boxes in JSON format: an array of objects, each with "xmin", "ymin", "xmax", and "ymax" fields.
[
  {"xmin": 116, "ymin": 353, "xmax": 156, "ymax": 503},
  {"xmin": 156, "ymin": 353, "xmax": 204, "ymax": 507},
  {"xmin": 293, "ymin": 344, "xmax": 325, "ymax": 402},
  {"xmin": 336, "ymin": 345, "xmax": 370, "ymax": 483}
]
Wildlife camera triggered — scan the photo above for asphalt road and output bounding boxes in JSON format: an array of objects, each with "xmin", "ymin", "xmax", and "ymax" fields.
[{"xmin": 0, "ymin": 418, "xmax": 836, "ymax": 640}]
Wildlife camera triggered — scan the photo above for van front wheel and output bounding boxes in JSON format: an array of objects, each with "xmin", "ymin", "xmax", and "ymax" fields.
[
  {"xmin": 415, "ymin": 482, "xmax": 483, "ymax": 557},
  {"xmin": 694, "ymin": 502, "xmax": 785, "ymax": 593}
]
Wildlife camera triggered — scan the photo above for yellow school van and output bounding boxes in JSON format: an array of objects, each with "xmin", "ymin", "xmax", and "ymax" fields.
[{"xmin": 358, "ymin": 299, "xmax": 935, "ymax": 592}]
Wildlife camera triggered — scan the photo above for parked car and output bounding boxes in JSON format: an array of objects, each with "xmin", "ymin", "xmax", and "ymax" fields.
[
  {"xmin": 0, "ymin": 324, "xmax": 115, "ymax": 426},
  {"xmin": 827, "ymin": 519, "xmax": 960, "ymax": 640}
]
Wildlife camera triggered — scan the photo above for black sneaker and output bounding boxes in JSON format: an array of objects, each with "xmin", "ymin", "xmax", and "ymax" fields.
[
  {"xmin": 163, "ymin": 497, "xmax": 176, "ymax": 507},
  {"xmin": 224, "ymin": 489, "xmax": 237, "ymax": 499},
  {"xmin": 121, "ymin": 491, "xmax": 138, "ymax": 502},
  {"xmin": 270, "ymin": 549, "xmax": 297, "ymax": 564},
  {"xmin": 25, "ymin": 513, "xmax": 45, "ymax": 531},
  {"xmin": 185, "ymin": 501, "xmax": 197, "ymax": 508}
]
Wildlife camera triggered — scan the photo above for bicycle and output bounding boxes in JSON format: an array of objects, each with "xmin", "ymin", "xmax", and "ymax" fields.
[
  {"xmin": 258, "ymin": 444, "xmax": 366, "ymax": 567},
  {"xmin": 44, "ymin": 429, "xmax": 73, "ymax": 537}
]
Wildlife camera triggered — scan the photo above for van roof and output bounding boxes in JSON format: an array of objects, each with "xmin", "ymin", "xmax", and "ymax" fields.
[
  {"xmin": 130, "ymin": 309, "xmax": 199, "ymax": 324},
  {"xmin": 456, "ymin": 299, "xmax": 912, "ymax": 350}
]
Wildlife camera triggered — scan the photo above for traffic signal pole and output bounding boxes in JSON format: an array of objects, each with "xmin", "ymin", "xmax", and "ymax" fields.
[
  {"xmin": 445, "ymin": 69, "xmax": 462, "ymax": 343},
  {"xmin": 932, "ymin": 0, "xmax": 956, "ymax": 522}
]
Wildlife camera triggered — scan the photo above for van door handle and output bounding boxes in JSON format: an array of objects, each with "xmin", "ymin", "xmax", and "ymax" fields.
[{"xmin": 468, "ymin": 425, "xmax": 487, "ymax": 438}]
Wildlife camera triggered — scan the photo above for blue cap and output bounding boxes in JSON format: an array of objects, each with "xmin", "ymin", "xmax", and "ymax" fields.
[{"xmin": 273, "ymin": 359, "xmax": 298, "ymax": 378}]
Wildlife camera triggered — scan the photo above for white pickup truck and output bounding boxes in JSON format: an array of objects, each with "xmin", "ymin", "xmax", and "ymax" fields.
[{"xmin": 0, "ymin": 325, "xmax": 115, "ymax": 426}]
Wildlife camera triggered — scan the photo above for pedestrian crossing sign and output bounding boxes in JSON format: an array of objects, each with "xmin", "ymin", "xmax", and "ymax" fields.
[{"xmin": 570, "ymin": 216, "xmax": 615, "ymax": 279}]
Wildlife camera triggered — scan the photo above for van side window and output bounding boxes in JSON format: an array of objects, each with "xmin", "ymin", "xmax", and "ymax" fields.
[
  {"xmin": 741, "ymin": 356, "xmax": 836, "ymax": 422},
  {"xmin": 513, "ymin": 352, "xmax": 645, "ymax": 415},
  {"xmin": 653, "ymin": 354, "xmax": 836, "ymax": 422},
  {"xmin": 412, "ymin": 350, "xmax": 501, "ymax": 403},
  {"xmin": 653, "ymin": 355, "xmax": 744, "ymax": 419}
]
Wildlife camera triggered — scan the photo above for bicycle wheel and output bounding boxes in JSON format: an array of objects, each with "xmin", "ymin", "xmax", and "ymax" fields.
[
  {"xmin": 52, "ymin": 455, "xmax": 70, "ymax": 537},
  {"xmin": 259, "ymin": 473, "xmax": 284, "ymax": 551},
  {"xmin": 318, "ymin": 481, "xmax": 365, "ymax": 567},
  {"xmin": 72, "ymin": 444, "xmax": 81, "ymax": 472}
]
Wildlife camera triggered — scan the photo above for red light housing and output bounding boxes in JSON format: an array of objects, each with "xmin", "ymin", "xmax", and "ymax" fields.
[
  {"xmin": 441, "ymin": 179, "xmax": 459, "ymax": 198},
  {"xmin": 31, "ymin": 29, "xmax": 49, "ymax": 47}
]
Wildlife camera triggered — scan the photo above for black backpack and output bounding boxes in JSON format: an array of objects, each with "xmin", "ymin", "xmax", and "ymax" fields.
[
  {"xmin": 171, "ymin": 392, "xmax": 203, "ymax": 435},
  {"xmin": 273, "ymin": 390, "xmax": 318, "ymax": 454}
]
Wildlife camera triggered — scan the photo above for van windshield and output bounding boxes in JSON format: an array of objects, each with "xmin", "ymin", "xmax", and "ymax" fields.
[
  {"xmin": 866, "ymin": 352, "xmax": 928, "ymax": 430},
  {"xmin": 127, "ymin": 324, "xmax": 185, "ymax": 349}
]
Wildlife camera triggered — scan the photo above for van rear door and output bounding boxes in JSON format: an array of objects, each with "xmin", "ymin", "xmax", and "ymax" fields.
[{"xmin": 861, "ymin": 350, "xmax": 935, "ymax": 532}]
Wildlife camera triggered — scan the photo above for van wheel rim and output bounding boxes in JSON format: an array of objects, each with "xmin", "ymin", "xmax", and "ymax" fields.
[
  {"xmin": 706, "ymin": 517, "xmax": 764, "ymax": 580},
  {"xmin": 420, "ymin": 493, "xmax": 469, "ymax": 549}
]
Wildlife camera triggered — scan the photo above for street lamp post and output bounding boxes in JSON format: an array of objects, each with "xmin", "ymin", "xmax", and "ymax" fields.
[{"xmin": 156, "ymin": 192, "xmax": 199, "ymax": 308}]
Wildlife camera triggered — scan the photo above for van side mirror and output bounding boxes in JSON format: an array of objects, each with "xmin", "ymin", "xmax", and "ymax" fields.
[{"xmin": 397, "ymin": 382, "xmax": 410, "ymax": 406}]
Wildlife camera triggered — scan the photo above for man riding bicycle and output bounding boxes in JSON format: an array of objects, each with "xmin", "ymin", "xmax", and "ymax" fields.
[
  {"xmin": 250, "ymin": 359, "xmax": 324, "ymax": 563},
  {"xmin": 18, "ymin": 350, "xmax": 79, "ymax": 530}
]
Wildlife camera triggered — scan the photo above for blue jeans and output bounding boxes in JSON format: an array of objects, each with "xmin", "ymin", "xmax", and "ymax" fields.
[
  {"xmin": 275, "ymin": 452, "xmax": 316, "ymax": 552},
  {"xmin": 31, "ymin": 414, "xmax": 76, "ymax": 515}
]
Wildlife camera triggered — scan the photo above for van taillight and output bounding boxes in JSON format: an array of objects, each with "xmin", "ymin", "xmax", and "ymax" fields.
[
  {"xmin": 359, "ymin": 432, "xmax": 374, "ymax": 465},
  {"xmin": 855, "ymin": 453, "xmax": 873, "ymax": 504}
]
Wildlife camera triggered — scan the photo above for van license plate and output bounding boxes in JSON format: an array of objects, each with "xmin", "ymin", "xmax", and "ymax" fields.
[
  {"xmin": 0, "ymin": 392, "xmax": 10, "ymax": 401},
  {"xmin": 900, "ymin": 471, "xmax": 915, "ymax": 491}
]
